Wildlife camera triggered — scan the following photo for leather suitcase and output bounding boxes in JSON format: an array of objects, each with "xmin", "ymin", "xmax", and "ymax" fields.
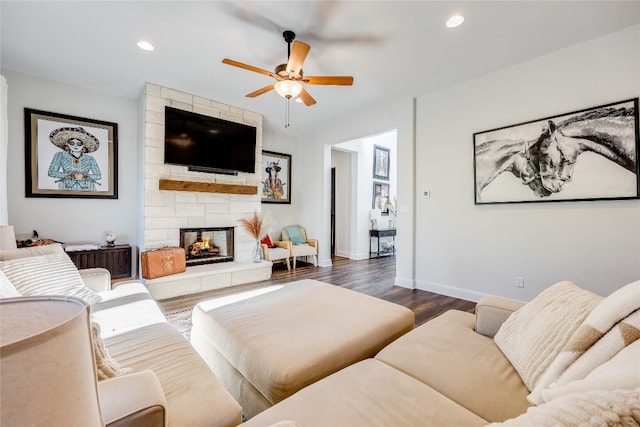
[{"xmin": 141, "ymin": 247, "xmax": 186, "ymax": 279}]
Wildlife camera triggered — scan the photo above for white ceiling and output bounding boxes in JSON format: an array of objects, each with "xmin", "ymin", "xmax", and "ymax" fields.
[{"xmin": 2, "ymin": 1, "xmax": 639, "ymax": 137}]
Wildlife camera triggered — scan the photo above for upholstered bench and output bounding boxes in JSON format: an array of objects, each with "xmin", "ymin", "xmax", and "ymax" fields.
[{"xmin": 190, "ymin": 279, "xmax": 415, "ymax": 419}]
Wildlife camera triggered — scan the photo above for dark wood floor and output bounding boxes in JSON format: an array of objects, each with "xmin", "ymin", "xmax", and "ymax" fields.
[{"xmin": 158, "ymin": 256, "xmax": 476, "ymax": 327}]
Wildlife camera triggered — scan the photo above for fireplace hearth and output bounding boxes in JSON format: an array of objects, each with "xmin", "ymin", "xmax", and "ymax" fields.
[{"xmin": 180, "ymin": 227, "xmax": 234, "ymax": 266}]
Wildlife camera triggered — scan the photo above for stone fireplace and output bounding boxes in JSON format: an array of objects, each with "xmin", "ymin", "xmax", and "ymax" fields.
[
  {"xmin": 139, "ymin": 83, "xmax": 272, "ymax": 300},
  {"xmin": 180, "ymin": 227, "xmax": 234, "ymax": 266}
]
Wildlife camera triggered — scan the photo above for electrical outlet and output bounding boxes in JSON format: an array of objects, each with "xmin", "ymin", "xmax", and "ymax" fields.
[
  {"xmin": 423, "ymin": 190, "xmax": 431, "ymax": 198},
  {"xmin": 515, "ymin": 276, "xmax": 524, "ymax": 288}
]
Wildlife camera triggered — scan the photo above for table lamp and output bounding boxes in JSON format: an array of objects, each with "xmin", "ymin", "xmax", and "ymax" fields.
[
  {"xmin": 0, "ymin": 296, "xmax": 104, "ymax": 426},
  {"xmin": 0, "ymin": 225, "xmax": 17, "ymax": 250}
]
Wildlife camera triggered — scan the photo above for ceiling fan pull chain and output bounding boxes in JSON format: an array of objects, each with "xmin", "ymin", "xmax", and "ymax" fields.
[{"xmin": 285, "ymin": 98, "xmax": 290, "ymax": 128}]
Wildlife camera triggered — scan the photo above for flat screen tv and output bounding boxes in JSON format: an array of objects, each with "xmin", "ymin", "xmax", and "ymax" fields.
[{"xmin": 164, "ymin": 106, "xmax": 257, "ymax": 175}]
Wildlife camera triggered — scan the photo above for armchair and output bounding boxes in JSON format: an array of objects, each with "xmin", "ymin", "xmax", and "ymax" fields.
[
  {"xmin": 281, "ymin": 226, "xmax": 318, "ymax": 269},
  {"xmin": 261, "ymin": 238, "xmax": 293, "ymax": 270}
]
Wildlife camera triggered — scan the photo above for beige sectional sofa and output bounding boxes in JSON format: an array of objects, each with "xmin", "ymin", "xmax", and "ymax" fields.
[
  {"xmin": 0, "ymin": 244, "xmax": 241, "ymax": 427},
  {"xmin": 243, "ymin": 280, "xmax": 640, "ymax": 426}
]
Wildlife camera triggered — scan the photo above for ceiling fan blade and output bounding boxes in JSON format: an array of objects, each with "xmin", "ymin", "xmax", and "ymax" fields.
[
  {"xmin": 286, "ymin": 41, "xmax": 310, "ymax": 78},
  {"xmin": 246, "ymin": 84, "xmax": 275, "ymax": 98},
  {"xmin": 297, "ymin": 89, "xmax": 316, "ymax": 106},
  {"xmin": 222, "ymin": 59, "xmax": 279, "ymax": 79},
  {"xmin": 304, "ymin": 76, "xmax": 354, "ymax": 85}
]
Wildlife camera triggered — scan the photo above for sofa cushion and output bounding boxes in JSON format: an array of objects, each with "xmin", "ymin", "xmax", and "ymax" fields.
[
  {"xmin": 493, "ymin": 281, "xmax": 601, "ymax": 392},
  {"xmin": 91, "ymin": 282, "xmax": 167, "ymax": 338},
  {"xmin": 488, "ymin": 388, "xmax": 640, "ymax": 426},
  {"xmin": 0, "ymin": 270, "xmax": 21, "ymax": 297},
  {"xmin": 242, "ymin": 359, "xmax": 487, "ymax": 427},
  {"xmin": 104, "ymin": 322, "xmax": 242, "ymax": 427},
  {"xmin": 376, "ymin": 310, "xmax": 531, "ymax": 423},
  {"xmin": 0, "ymin": 252, "xmax": 102, "ymax": 304}
]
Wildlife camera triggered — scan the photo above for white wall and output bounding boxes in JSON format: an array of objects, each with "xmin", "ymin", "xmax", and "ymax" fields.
[
  {"xmin": 304, "ymin": 25, "xmax": 639, "ymax": 300},
  {"xmin": 260, "ymin": 127, "xmax": 302, "ymax": 239},
  {"xmin": 415, "ymin": 24, "xmax": 640, "ymax": 301},
  {"xmin": 3, "ymin": 69, "xmax": 139, "ymax": 246}
]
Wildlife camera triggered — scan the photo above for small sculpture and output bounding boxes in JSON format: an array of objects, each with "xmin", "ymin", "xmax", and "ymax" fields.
[{"xmin": 105, "ymin": 232, "xmax": 116, "ymax": 247}]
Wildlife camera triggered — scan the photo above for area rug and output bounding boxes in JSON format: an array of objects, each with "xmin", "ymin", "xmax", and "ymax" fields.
[{"xmin": 165, "ymin": 307, "xmax": 193, "ymax": 341}]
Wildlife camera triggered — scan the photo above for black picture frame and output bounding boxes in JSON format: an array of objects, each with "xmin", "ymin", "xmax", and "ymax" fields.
[
  {"xmin": 261, "ymin": 150, "xmax": 291, "ymax": 204},
  {"xmin": 373, "ymin": 145, "xmax": 390, "ymax": 180},
  {"xmin": 372, "ymin": 181, "xmax": 390, "ymax": 215},
  {"xmin": 473, "ymin": 98, "xmax": 639, "ymax": 204},
  {"xmin": 25, "ymin": 108, "xmax": 118, "ymax": 199}
]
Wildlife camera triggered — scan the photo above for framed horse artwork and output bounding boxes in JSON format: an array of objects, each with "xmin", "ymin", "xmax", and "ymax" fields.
[{"xmin": 473, "ymin": 98, "xmax": 639, "ymax": 205}]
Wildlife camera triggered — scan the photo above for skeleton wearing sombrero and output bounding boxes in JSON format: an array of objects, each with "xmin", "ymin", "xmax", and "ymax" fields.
[
  {"xmin": 262, "ymin": 161, "xmax": 285, "ymax": 199},
  {"xmin": 47, "ymin": 127, "xmax": 102, "ymax": 191}
]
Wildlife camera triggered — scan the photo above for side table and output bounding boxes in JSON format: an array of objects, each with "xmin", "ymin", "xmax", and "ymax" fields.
[
  {"xmin": 369, "ymin": 229, "xmax": 396, "ymax": 258},
  {"xmin": 66, "ymin": 244, "xmax": 132, "ymax": 280}
]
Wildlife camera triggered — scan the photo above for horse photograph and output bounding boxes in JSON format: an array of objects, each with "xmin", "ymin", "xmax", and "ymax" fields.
[{"xmin": 473, "ymin": 98, "xmax": 639, "ymax": 204}]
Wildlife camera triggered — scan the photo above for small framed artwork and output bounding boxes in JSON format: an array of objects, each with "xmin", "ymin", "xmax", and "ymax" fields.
[
  {"xmin": 372, "ymin": 181, "xmax": 390, "ymax": 215},
  {"xmin": 25, "ymin": 108, "xmax": 118, "ymax": 199},
  {"xmin": 261, "ymin": 150, "xmax": 291, "ymax": 204},
  {"xmin": 373, "ymin": 145, "xmax": 390, "ymax": 180},
  {"xmin": 473, "ymin": 98, "xmax": 639, "ymax": 204}
]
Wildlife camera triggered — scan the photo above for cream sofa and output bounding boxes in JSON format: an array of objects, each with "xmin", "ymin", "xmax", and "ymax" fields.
[
  {"xmin": 243, "ymin": 280, "xmax": 640, "ymax": 426},
  {"xmin": 0, "ymin": 244, "xmax": 241, "ymax": 427}
]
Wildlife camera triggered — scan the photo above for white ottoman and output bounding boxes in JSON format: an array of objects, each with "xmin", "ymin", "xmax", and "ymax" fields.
[{"xmin": 190, "ymin": 279, "xmax": 415, "ymax": 419}]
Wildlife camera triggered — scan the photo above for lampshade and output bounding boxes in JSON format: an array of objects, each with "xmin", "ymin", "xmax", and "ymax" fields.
[
  {"xmin": 0, "ymin": 296, "xmax": 103, "ymax": 426},
  {"xmin": 274, "ymin": 80, "xmax": 303, "ymax": 99},
  {"xmin": 0, "ymin": 225, "xmax": 17, "ymax": 250}
]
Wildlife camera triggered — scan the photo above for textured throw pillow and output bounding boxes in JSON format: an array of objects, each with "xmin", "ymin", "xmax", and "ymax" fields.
[
  {"xmin": 0, "ymin": 252, "xmax": 102, "ymax": 304},
  {"xmin": 91, "ymin": 322, "xmax": 133, "ymax": 380},
  {"xmin": 488, "ymin": 388, "xmax": 640, "ymax": 426},
  {"xmin": 261, "ymin": 234, "xmax": 275, "ymax": 248},
  {"xmin": 494, "ymin": 281, "xmax": 602, "ymax": 392},
  {"xmin": 284, "ymin": 226, "xmax": 305, "ymax": 245},
  {"xmin": 0, "ymin": 269, "xmax": 21, "ymax": 298}
]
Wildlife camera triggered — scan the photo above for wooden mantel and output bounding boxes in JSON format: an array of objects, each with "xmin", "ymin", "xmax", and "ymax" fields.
[{"xmin": 159, "ymin": 179, "xmax": 258, "ymax": 195}]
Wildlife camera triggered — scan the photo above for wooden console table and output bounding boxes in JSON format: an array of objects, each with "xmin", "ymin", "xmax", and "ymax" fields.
[
  {"xmin": 369, "ymin": 229, "xmax": 396, "ymax": 258},
  {"xmin": 66, "ymin": 244, "xmax": 132, "ymax": 280}
]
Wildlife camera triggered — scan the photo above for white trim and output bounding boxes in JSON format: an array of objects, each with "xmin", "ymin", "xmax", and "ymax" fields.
[
  {"xmin": 0, "ymin": 75, "xmax": 8, "ymax": 225},
  {"xmin": 415, "ymin": 280, "xmax": 489, "ymax": 303}
]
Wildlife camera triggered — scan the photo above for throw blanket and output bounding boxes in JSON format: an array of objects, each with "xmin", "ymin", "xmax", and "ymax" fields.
[
  {"xmin": 529, "ymin": 281, "xmax": 640, "ymax": 404},
  {"xmin": 491, "ymin": 388, "xmax": 640, "ymax": 426}
]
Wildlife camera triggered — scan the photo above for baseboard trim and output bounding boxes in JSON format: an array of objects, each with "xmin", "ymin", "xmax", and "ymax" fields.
[{"xmin": 415, "ymin": 280, "xmax": 489, "ymax": 303}]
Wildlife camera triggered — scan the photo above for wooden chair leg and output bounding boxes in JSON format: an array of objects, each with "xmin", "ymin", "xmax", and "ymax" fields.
[
  {"xmin": 312, "ymin": 255, "xmax": 318, "ymax": 266},
  {"xmin": 293, "ymin": 256, "xmax": 297, "ymax": 269},
  {"xmin": 285, "ymin": 258, "xmax": 291, "ymax": 270}
]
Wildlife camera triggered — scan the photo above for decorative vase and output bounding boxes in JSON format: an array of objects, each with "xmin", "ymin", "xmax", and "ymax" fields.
[{"xmin": 253, "ymin": 239, "xmax": 263, "ymax": 263}]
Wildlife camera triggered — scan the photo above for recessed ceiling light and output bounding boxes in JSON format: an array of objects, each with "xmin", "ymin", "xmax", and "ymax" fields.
[
  {"xmin": 137, "ymin": 40, "xmax": 154, "ymax": 51},
  {"xmin": 446, "ymin": 15, "xmax": 465, "ymax": 28}
]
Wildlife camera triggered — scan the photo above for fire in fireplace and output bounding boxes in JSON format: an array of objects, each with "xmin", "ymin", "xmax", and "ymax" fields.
[{"xmin": 179, "ymin": 227, "xmax": 234, "ymax": 266}]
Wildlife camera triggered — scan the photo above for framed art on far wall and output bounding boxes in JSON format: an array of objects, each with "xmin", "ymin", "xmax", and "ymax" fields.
[
  {"xmin": 473, "ymin": 98, "xmax": 639, "ymax": 205},
  {"xmin": 261, "ymin": 150, "xmax": 291, "ymax": 204},
  {"xmin": 372, "ymin": 181, "xmax": 390, "ymax": 215},
  {"xmin": 24, "ymin": 108, "xmax": 118, "ymax": 199},
  {"xmin": 373, "ymin": 145, "xmax": 390, "ymax": 180}
]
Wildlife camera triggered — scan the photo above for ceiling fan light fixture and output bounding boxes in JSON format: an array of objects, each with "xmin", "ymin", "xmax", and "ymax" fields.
[{"xmin": 274, "ymin": 80, "xmax": 303, "ymax": 99}]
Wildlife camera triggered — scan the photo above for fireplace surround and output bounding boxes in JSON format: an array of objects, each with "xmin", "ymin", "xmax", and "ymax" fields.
[{"xmin": 180, "ymin": 227, "xmax": 234, "ymax": 266}]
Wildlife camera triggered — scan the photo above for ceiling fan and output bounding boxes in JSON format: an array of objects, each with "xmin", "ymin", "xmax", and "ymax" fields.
[{"xmin": 222, "ymin": 30, "xmax": 354, "ymax": 107}]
